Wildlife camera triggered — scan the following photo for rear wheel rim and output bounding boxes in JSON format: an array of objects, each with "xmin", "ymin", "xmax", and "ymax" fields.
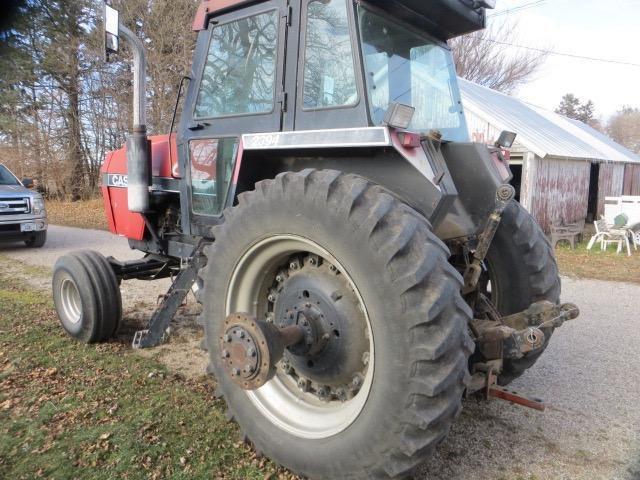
[
  {"xmin": 60, "ymin": 277, "xmax": 82, "ymax": 324},
  {"xmin": 226, "ymin": 235, "xmax": 374, "ymax": 439}
]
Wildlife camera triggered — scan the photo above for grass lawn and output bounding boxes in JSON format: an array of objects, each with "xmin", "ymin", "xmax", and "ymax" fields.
[
  {"xmin": 555, "ymin": 241, "xmax": 640, "ymax": 284},
  {"xmin": 0, "ymin": 262, "xmax": 293, "ymax": 479},
  {"xmin": 46, "ymin": 198, "xmax": 109, "ymax": 231}
]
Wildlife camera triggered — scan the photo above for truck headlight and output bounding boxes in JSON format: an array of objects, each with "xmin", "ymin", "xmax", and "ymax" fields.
[{"xmin": 32, "ymin": 196, "xmax": 46, "ymax": 215}]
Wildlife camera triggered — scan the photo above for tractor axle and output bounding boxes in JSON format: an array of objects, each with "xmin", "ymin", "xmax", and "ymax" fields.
[{"xmin": 220, "ymin": 313, "xmax": 305, "ymax": 390}]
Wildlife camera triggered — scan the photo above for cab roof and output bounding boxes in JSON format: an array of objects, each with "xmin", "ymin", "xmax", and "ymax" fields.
[
  {"xmin": 193, "ymin": 0, "xmax": 487, "ymax": 39},
  {"xmin": 192, "ymin": 0, "xmax": 255, "ymax": 31}
]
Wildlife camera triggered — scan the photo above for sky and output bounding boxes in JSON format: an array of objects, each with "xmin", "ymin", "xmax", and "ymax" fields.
[{"xmin": 488, "ymin": 0, "xmax": 640, "ymax": 121}]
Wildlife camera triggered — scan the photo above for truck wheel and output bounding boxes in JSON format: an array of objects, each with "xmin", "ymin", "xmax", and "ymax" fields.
[
  {"xmin": 52, "ymin": 250, "xmax": 122, "ymax": 343},
  {"xmin": 201, "ymin": 170, "xmax": 473, "ymax": 480},
  {"xmin": 482, "ymin": 201, "xmax": 561, "ymax": 385},
  {"xmin": 25, "ymin": 230, "xmax": 46, "ymax": 248}
]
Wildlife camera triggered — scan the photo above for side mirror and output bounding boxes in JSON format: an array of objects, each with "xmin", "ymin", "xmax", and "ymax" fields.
[
  {"xmin": 104, "ymin": 3, "xmax": 120, "ymax": 60},
  {"xmin": 495, "ymin": 131, "xmax": 517, "ymax": 149},
  {"xmin": 22, "ymin": 178, "xmax": 34, "ymax": 189}
]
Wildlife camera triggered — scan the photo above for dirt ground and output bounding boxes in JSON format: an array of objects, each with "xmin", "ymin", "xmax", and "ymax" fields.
[{"xmin": 2, "ymin": 225, "xmax": 640, "ymax": 480}]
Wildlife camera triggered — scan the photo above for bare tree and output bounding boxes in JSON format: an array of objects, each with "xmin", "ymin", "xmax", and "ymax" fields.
[
  {"xmin": 0, "ymin": 0, "xmax": 199, "ymax": 199},
  {"xmin": 608, "ymin": 107, "xmax": 640, "ymax": 154},
  {"xmin": 450, "ymin": 21, "xmax": 547, "ymax": 94}
]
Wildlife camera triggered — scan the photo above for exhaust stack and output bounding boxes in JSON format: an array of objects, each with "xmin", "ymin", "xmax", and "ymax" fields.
[{"xmin": 118, "ymin": 24, "xmax": 150, "ymax": 214}]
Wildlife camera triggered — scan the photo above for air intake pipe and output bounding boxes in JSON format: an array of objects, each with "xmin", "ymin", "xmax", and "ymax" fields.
[{"xmin": 119, "ymin": 23, "xmax": 150, "ymax": 213}]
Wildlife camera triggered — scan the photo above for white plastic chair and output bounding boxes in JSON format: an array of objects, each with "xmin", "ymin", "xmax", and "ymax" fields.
[
  {"xmin": 587, "ymin": 218, "xmax": 631, "ymax": 256},
  {"xmin": 586, "ymin": 218, "xmax": 610, "ymax": 251}
]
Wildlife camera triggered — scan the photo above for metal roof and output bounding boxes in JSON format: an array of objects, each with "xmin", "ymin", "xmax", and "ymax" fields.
[{"xmin": 459, "ymin": 78, "xmax": 640, "ymax": 164}]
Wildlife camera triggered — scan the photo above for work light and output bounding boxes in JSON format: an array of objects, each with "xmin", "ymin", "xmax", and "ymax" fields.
[{"xmin": 383, "ymin": 102, "xmax": 416, "ymax": 130}]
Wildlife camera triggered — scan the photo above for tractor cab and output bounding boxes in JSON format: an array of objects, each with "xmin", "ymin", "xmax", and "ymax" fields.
[{"xmin": 171, "ymin": 0, "xmax": 498, "ymax": 239}]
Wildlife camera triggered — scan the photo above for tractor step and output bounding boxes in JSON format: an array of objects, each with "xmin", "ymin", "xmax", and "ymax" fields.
[{"xmin": 132, "ymin": 241, "xmax": 208, "ymax": 349}]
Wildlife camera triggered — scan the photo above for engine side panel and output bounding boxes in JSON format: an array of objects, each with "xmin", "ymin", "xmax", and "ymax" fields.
[{"xmin": 101, "ymin": 134, "xmax": 179, "ymax": 241}]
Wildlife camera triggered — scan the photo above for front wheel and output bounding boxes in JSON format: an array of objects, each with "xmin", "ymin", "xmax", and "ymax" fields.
[
  {"xmin": 202, "ymin": 170, "xmax": 473, "ymax": 480},
  {"xmin": 25, "ymin": 230, "xmax": 46, "ymax": 248},
  {"xmin": 52, "ymin": 250, "xmax": 122, "ymax": 343}
]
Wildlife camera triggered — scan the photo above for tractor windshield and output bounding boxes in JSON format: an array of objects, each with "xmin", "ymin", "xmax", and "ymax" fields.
[{"xmin": 358, "ymin": 7, "xmax": 469, "ymax": 142}]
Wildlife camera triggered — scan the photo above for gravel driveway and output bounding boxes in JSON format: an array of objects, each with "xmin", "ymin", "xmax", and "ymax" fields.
[{"xmin": 1, "ymin": 225, "xmax": 639, "ymax": 480}]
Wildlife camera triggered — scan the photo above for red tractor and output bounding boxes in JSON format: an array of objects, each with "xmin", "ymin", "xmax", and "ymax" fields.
[{"xmin": 52, "ymin": 1, "xmax": 579, "ymax": 478}]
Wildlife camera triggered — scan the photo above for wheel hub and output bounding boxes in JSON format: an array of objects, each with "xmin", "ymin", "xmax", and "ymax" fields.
[
  {"xmin": 224, "ymin": 234, "xmax": 375, "ymax": 438},
  {"xmin": 220, "ymin": 313, "xmax": 305, "ymax": 390},
  {"xmin": 268, "ymin": 256, "xmax": 370, "ymax": 400}
]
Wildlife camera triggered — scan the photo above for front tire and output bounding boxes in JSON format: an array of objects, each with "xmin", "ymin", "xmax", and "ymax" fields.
[
  {"xmin": 52, "ymin": 250, "xmax": 122, "ymax": 343},
  {"xmin": 202, "ymin": 170, "xmax": 473, "ymax": 480},
  {"xmin": 25, "ymin": 230, "xmax": 46, "ymax": 248}
]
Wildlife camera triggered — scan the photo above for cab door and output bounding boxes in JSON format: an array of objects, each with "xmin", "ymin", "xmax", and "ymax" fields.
[
  {"xmin": 178, "ymin": 0, "xmax": 288, "ymax": 235},
  {"xmin": 289, "ymin": 0, "xmax": 368, "ymax": 131}
]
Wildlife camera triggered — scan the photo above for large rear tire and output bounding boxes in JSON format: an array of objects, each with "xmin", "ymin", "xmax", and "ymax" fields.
[
  {"xmin": 483, "ymin": 201, "xmax": 561, "ymax": 385},
  {"xmin": 202, "ymin": 170, "xmax": 473, "ymax": 480}
]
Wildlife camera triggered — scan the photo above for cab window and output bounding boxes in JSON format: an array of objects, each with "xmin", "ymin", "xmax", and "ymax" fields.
[
  {"xmin": 303, "ymin": 0, "xmax": 358, "ymax": 110},
  {"xmin": 190, "ymin": 138, "xmax": 238, "ymax": 216},
  {"xmin": 194, "ymin": 11, "xmax": 279, "ymax": 119}
]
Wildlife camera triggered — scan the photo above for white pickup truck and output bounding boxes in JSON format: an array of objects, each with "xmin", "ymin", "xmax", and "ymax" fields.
[
  {"xmin": 604, "ymin": 196, "xmax": 640, "ymax": 231},
  {"xmin": 0, "ymin": 163, "xmax": 47, "ymax": 247}
]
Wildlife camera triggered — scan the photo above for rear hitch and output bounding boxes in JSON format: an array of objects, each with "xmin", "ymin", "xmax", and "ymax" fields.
[
  {"xmin": 468, "ymin": 365, "xmax": 546, "ymax": 411},
  {"xmin": 467, "ymin": 301, "xmax": 580, "ymax": 411},
  {"xmin": 471, "ymin": 301, "xmax": 580, "ymax": 361},
  {"xmin": 463, "ymin": 184, "xmax": 516, "ymax": 294}
]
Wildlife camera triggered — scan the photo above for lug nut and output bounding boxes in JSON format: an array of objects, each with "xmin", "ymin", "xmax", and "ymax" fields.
[
  {"xmin": 231, "ymin": 368, "xmax": 240, "ymax": 377},
  {"xmin": 245, "ymin": 365, "xmax": 255, "ymax": 374},
  {"xmin": 222, "ymin": 350, "xmax": 230, "ymax": 359},
  {"xmin": 317, "ymin": 386, "xmax": 329, "ymax": 401},
  {"xmin": 281, "ymin": 360, "xmax": 293, "ymax": 374},
  {"xmin": 335, "ymin": 387, "xmax": 347, "ymax": 402},
  {"xmin": 236, "ymin": 330, "xmax": 245, "ymax": 339},
  {"xmin": 222, "ymin": 334, "xmax": 232, "ymax": 343},
  {"xmin": 298, "ymin": 378, "xmax": 309, "ymax": 392},
  {"xmin": 352, "ymin": 375, "xmax": 362, "ymax": 388},
  {"xmin": 247, "ymin": 347, "xmax": 257, "ymax": 358}
]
